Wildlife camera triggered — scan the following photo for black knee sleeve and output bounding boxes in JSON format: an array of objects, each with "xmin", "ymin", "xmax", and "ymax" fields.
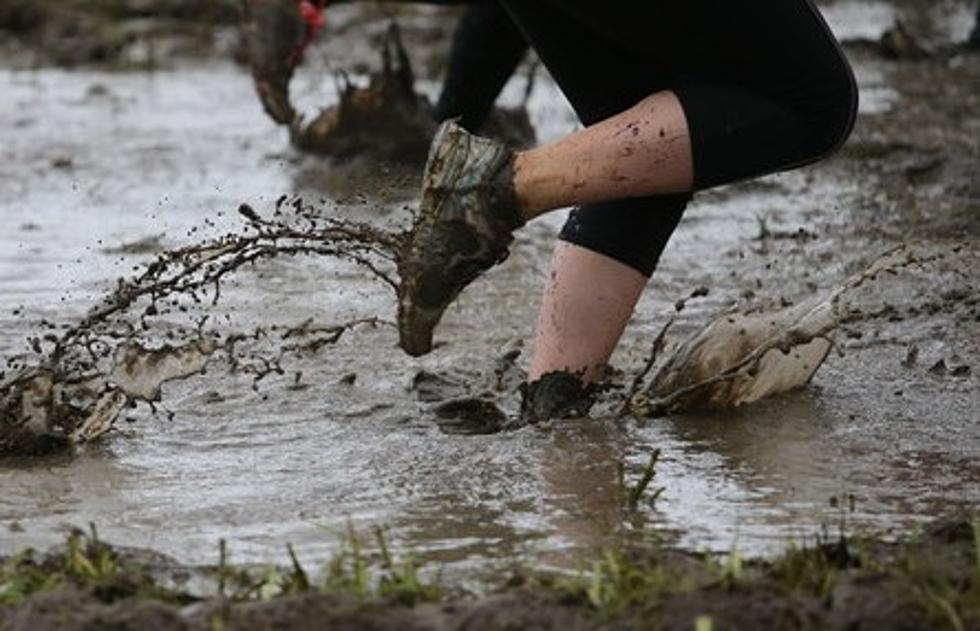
[{"xmin": 558, "ymin": 194, "xmax": 689, "ymax": 277}]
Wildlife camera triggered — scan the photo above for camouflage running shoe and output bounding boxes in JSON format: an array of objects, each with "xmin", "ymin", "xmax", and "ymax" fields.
[
  {"xmin": 239, "ymin": 0, "xmax": 312, "ymax": 124},
  {"xmin": 398, "ymin": 121, "xmax": 525, "ymax": 356}
]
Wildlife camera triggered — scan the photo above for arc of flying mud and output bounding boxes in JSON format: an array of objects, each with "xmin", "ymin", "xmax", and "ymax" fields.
[
  {"xmin": 627, "ymin": 243, "xmax": 948, "ymax": 416},
  {"xmin": 2, "ymin": 198, "xmax": 405, "ymax": 455},
  {"xmin": 16, "ymin": 203, "xmax": 398, "ymax": 386},
  {"xmin": 60, "ymin": 208, "xmax": 400, "ymax": 349}
]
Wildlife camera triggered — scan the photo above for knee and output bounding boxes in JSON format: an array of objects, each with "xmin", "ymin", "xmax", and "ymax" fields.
[{"xmin": 558, "ymin": 195, "xmax": 689, "ymax": 277}]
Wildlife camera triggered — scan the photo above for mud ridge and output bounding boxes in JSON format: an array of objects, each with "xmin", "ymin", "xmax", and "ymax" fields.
[{"xmin": 1, "ymin": 516, "xmax": 978, "ymax": 631}]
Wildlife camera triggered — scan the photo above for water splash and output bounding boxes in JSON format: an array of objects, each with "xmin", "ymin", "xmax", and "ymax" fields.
[
  {"xmin": 1, "ymin": 197, "xmax": 401, "ymax": 456},
  {"xmin": 283, "ymin": 23, "xmax": 534, "ymax": 164},
  {"xmin": 631, "ymin": 245, "xmax": 949, "ymax": 415},
  {"xmin": 290, "ymin": 23, "xmax": 435, "ymax": 165}
]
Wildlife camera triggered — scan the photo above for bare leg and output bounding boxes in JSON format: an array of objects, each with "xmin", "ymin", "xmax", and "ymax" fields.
[
  {"xmin": 527, "ymin": 242, "xmax": 647, "ymax": 383},
  {"xmin": 519, "ymin": 91, "xmax": 692, "ymax": 381},
  {"xmin": 514, "ymin": 90, "xmax": 693, "ymax": 220}
]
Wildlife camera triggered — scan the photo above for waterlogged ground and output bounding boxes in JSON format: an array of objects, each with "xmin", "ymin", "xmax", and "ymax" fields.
[{"xmin": 1, "ymin": 0, "xmax": 978, "ymax": 588}]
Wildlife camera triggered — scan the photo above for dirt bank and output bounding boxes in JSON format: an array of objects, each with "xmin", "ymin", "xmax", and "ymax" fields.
[{"xmin": 2, "ymin": 516, "xmax": 978, "ymax": 630}]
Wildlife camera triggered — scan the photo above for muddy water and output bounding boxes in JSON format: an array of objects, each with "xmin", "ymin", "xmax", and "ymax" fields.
[{"xmin": 2, "ymin": 2, "xmax": 979, "ymax": 587}]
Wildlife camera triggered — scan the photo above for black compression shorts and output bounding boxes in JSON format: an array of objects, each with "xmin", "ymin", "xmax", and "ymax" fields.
[
  {"xmin": 433, "ymin": 2, "xmax": 528, "ymax": 132},
  {"xmin": 438, "ymin": 0, "xmax": 857, "ymax": 276}
]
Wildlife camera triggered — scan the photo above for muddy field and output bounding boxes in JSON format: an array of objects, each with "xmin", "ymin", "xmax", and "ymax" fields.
[{"xmin": 1, "ymin": 0, "xmax": 979, "ymax": 628}]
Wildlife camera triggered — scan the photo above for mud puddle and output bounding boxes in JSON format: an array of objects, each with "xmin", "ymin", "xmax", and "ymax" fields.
[{"xmin": 1, "ymin": 1, "xmax": 979, "ymax": 590}]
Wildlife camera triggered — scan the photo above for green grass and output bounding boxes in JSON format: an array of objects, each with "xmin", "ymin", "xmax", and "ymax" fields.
[
  {"xmin": 0, "ymin": 524, "xmax": 176, "ymax": 606},
  {"xmin": 3, "ymin": 516, "xmax": 978, "ymax": 629},
  {"xmin": 889, "ymin": 519, "xmax": 980, "ymax": 631},
  {"xmin": 324, "ymin": 525, "xmax": 440, "ymax": 605},
  {"xmin": 1, "ymin": 522, "xmax": 440, "ymax": 609},
  {"xmin": 555, "ymin": 545, "xmax": 699, "ymax": 619},
  {"xmin": 617, "ymin": 449, "xmax": 665, "ymax": 512},
  {"xmin": 765, "ymin": 540, "xmax": 844, "ymax": 600}
]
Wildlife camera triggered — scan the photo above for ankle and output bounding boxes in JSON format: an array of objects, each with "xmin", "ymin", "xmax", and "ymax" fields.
[
  {"xmin": 490, "ymin": 151, "xmax": 527, "ymax": 231},
  {"xmin": 513, "ymin": 148, "xmax": 578, "ymax": 221},
  {"xmin": 512, "ymin": 151, "xmax": 548, "ymax": 221}
]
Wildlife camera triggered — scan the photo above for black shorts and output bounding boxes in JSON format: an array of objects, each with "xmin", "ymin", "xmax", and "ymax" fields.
[{"xmin": 439, "ymin": 1, "xmax": 857, "ymax": 276}]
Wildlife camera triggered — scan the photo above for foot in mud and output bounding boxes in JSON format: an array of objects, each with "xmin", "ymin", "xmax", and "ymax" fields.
[
  {"xmin": 239, "ymin": 0, "xmax": 307, "ymax": 124},
  {"xmin": 520, "ymin": 371, "xmax": 595, "ymax": 424},
  {"xmin": 397, "ymin": 121, "xmax": 524, "ymax": 356}
]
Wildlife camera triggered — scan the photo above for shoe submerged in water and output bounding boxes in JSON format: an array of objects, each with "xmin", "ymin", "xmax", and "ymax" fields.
[{"xmin": 397, "ymin": 121, "xmax": 525, "ymax": 356}]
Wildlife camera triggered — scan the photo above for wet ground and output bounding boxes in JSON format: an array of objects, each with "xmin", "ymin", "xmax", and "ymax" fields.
[{"xmin": 1, "ymin": 0, "xmax": 978, "ymax": 595}]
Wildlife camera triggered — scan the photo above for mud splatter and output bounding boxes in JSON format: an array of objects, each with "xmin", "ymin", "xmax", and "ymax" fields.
[
  {"xmin": 290, "ymin": 24, "xmax": 435, "ymax": 165},
  {"xmin": 630, "ymin": 244, "xmax": 954, "ymax": 415},
  {"xmin": 0, "ymin": 196, "xmax": 401, "ymax": 456},
  {"xmin": 1, "ymin": 204, "xmax": 966, "ymax": 455},
  {"xmin": 275, "ymin": 23, "xmax": 534, "ymax": 165}
]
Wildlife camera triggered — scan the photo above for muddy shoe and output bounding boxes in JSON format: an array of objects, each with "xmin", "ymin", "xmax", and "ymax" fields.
[
  {"xmin": 239, "ymin": 0, "xmax": 310, "ymax": 124},
  {"xmin": 397, "ymin": 121, "xmax": 524, "ymax": 356}
]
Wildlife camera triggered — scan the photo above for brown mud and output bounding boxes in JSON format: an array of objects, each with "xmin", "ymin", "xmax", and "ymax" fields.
[
  {"xmin": 2, "ymin": 206, "xmax": 917, "ymax": 456},
  {"xmin": 0, "ymin": 14, "xmax": 537, "ymax": 455},
  {"xmin": 1, "ymin": 515, "xmax": 978, "ymax": 630}
]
